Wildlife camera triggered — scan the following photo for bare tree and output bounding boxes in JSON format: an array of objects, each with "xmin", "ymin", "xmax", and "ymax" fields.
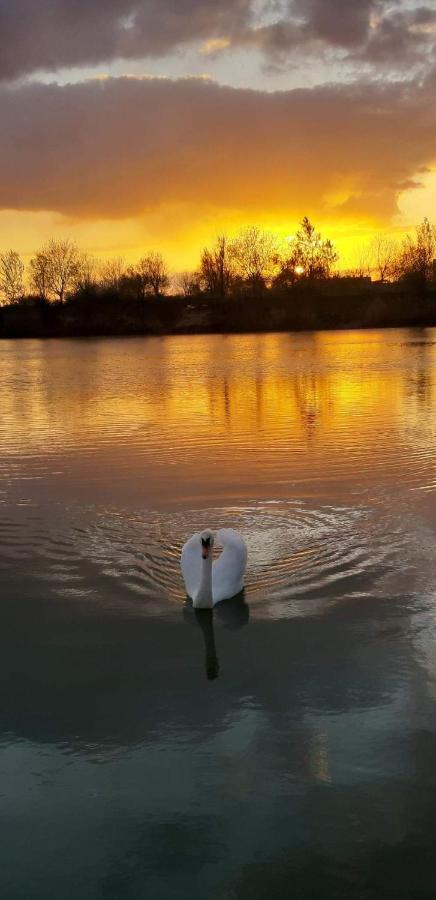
[
  {"xmin": 30, "ymin": 239, "xmax": 81, "ymax": 302},
  {"xmin": 30, "ymin": 250, "xmax": 51, "ymax": 301},
  {"xmin": 75, "ymin": 252, "xmax": 98, "ymax": 292},
  {"xmin": 126, "ymin": 259, "xmax": 149, "ymax": 301},
  {"xmin": 0, "ymin": 250, "xmax": 25, "ymax": 304},
  {"xmin": 130, "ymin": 252, "xmax": 169, "ymax": 299},
  {"xmin": 45, "ymin": 239, "xmax": 81, "ymax": 302},
  {"xmin": 349, "ymin": 243, "xmax": 372, "ymax": 279},
  {"xmin": 396, "ymin": 218, "xmax": 436, "ymax": 285},
  {"xmin": 229, "ymin": 227, "xmax": 278, "ymax": 292},
  {"xmin": 99, "ymin": 256, "xmax": 126, "ymax": 291},
  {"xmin": 369, "ymin": 235, "xmax": 399, "ymax": 282},
  {"xmin": 178, "ymin": 271, "xmax": 202, "ymax": 297},
  {"xmin": 142, "ymin": 252, "xmax": 169, "ymax": 297},
  {"xmin": 199, "ymin": 234, "xmax": 234, "ymax": 296}
]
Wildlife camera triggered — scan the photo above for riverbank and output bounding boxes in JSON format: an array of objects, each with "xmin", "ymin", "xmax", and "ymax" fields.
[{"xmin": 1, "ymin": 281, "xmax": 436, "ymax": 338}]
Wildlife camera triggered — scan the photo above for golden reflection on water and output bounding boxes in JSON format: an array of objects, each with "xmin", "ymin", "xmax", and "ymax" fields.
[{"xmin": 1, "ymin": 330, "xmax": 435, "ymax": 504}]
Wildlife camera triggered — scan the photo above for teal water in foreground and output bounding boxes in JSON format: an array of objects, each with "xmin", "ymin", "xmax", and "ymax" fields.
[{"xmin": 1, "ymin": 330, "xmax": 436, "ymax": 899}]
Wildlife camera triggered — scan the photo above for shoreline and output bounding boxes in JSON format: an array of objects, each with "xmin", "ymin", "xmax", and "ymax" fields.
[{"xmin": 1, "ymin": 283, "xmax": 436, "ymax": 339}]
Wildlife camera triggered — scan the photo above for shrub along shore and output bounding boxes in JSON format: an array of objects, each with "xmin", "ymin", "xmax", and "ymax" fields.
[{"xmin": 2, "ymin": 279, "xmax": 436, "ymax": 339}]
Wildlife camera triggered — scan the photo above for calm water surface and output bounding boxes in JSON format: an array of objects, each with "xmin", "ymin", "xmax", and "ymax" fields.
[{"xmin": 1, "ymin": 330, "xmax": 436, "ymax": 898}]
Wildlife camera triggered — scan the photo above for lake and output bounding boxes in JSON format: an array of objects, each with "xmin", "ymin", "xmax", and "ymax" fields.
[{"xmin": 1, "ymin": 329, "xmax": 436, "ymax": 899}]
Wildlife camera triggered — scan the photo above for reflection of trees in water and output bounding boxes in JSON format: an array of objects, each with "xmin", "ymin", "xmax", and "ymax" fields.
[
  {"xmin": 203, "ymin": 330, "xmax": 338, "ymax": 443},
  {"xmin": 405, "ymin": 331, "xmax": 433, "ymax": 407},
  {"xmin": 292, "ymin": 372, "xmax": 332, "ymax": 440},
  {"xmin": 205, "ymin": 365, "xmax": 334, "ymax": 442},
  {"xmin": 0, "ymin": 336, "xmax": 174, "ymax": 446},
  {"xmin": 8, "ymin": 331, "xmax": 435, "ymax": 468},
  {"xmin": 5, "ymin": 329, "xmax": 436, "ymax": 457}
]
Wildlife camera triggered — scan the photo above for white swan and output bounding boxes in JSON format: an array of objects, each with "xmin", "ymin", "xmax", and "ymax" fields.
[{"xmin": 181, "ymin": 528, "xmax": 247, "ymax": 608}]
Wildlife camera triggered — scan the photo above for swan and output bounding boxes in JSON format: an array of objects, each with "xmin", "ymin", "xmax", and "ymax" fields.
[{"xmin": 181, "ymin": 528, "xmax": 247, "ymax": 608}]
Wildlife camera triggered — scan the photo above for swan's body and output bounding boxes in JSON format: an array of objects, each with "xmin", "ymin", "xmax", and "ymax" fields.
[{"xmin": 181, "ymin": 528, "xmax": 247, "ymax": 608}]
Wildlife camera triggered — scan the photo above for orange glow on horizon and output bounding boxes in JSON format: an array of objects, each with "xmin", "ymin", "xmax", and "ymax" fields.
[{"xmin": 0, "ymin": 169, "xmax": 434, "ymax": 275}]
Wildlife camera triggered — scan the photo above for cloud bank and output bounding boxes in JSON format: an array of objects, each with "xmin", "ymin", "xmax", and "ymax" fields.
[
  {"xmin": 0, "ymin": 0, "xmax": 434, "ymax": 81},
  {"xmin": 0, "ymin": 74, "xmax": 435, "ymax": 224}
]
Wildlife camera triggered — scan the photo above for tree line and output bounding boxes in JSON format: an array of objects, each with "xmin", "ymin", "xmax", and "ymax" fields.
[
  {"xmin": 1, "ymin": 216, "xmax": 435, "ymax": 306},
  {"xmin": 0, "ymin": 241, "xmax": 170, "ymax": 305}
]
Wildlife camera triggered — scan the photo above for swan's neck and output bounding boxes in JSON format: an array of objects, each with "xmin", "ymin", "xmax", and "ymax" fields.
[{"xmin": 194, "ymin": 556, "xmax": 213, "ymax": 608}]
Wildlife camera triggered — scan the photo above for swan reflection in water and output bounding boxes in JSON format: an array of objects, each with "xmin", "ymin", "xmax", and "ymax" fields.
[{"xmin": 183, "ymin": 592, "xmax": 249, "ymax": 680}]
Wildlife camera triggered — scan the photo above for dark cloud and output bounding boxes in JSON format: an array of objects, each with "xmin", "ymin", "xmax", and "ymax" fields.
[
  {"xmin": 293, "ymin": 0, "xmax": 377, "ymax": 46},
  {"xmin": 239, "ymin": 0, "xmax": 436, "ymax": 73},
  {"xmin": 0, "ymin": 0, "xmax": 434, "ymax": 82},
  {"xmin": 361, "ymin": 6, "xmax": 436, "ymax": 67},
  {"xmin": 0, "ymin": 0, "xmax": 253, "ymax": 81},
  {"xmin": 0, "ymin": 74, "xmax": 435, "ymax": 223}
]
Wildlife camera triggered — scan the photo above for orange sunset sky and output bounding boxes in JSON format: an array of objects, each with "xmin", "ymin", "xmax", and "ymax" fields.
[{"xmin": 1, "ymin": 0, "xmax": 436, "ymax": 271}]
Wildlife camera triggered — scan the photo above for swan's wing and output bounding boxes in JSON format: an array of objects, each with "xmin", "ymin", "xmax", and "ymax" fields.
[
  {"xmin": 212, "ymin": 529, "xmax": 247, "ymax": 604},
  {"xmin": 181, "ymin": 533, "xmax": 201, "ymax": 599}
]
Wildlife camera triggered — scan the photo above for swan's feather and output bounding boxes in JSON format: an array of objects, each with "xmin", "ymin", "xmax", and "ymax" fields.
[
  {"xmin": 212, "ymin": 529, "xmax": 247, "ymax": 604},
  {"xmin": 181, "ymin": 528, "xmax": 247, "ymax": 604},
  {"xmin": 181, "ymin": 532, "xmax": 203, "ymax": 600}
]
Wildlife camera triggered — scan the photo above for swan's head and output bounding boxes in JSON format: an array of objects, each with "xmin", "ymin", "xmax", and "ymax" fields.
[{"xmin": 200, "ymin": 529, "xmax": 214, "ymax": 559}]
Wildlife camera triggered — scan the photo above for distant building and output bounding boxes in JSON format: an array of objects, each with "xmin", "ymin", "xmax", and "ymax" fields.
[{"xmin": 329, "ymin": 276, "xmax": 372, "ymax": 291}]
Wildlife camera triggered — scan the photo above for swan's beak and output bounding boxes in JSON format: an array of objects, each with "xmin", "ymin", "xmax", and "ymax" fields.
[{"xmin": 201, "ymin": 536, "xmax": 211, "ymax": 559}]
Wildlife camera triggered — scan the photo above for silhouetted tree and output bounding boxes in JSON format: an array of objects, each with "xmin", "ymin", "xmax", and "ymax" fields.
[
  {"xmin": 277, "ymin": 217, "xmax": 338, "ymax": 286},
  {"xmin": 0, "ymin": 250, "xmax": 24, "ymax": 304},
  {"xmin": 179, "ymin": 271, "xmax": 202, "ymax": 297},
  {"xmin": 75, "ymin": 252, "xmax": 98, "ymax": 293},
  {"xmin": 30, "ymin": 250, "xmax": 51, "ymax": 301},
  {"xmin": 229, "ymin": 227, "xmax": 278, "ymax": 293},
  {"xmin": 396, "ymin": 218, "xmax": 436, "ymax": 286},
  {"xmin": 199, "ymin": 234, "xmax": 234, "ymax": 296},
  {"xmin": 370, "ymin": 235, "xmax": 399, "ymax": 282},
  {"xmin": 99, "ymin": 257, "xmax": 127, "ymax": 292},
  {"xmin": 30, "ymin": 239, "xmax": 81, "ymax": 302},
  {"xmin": 145, "ymin": 252, "xmax": 170, "ymax": 297},
  {"xmin": 348, "ymin": 243, "xmax": 372, "ymax": 279},
  {"xmin": 129, "ymin": 252, "xmax": 169, "ymax": 299},
  {"xmin": 126, "ymin": 261, "xmax": 148, "ymax": 301}
]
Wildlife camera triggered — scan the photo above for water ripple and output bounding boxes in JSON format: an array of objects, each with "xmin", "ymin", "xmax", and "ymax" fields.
[{"xmin": 0, "ymin": 497, "xmax": 417, "ymax": 620}]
